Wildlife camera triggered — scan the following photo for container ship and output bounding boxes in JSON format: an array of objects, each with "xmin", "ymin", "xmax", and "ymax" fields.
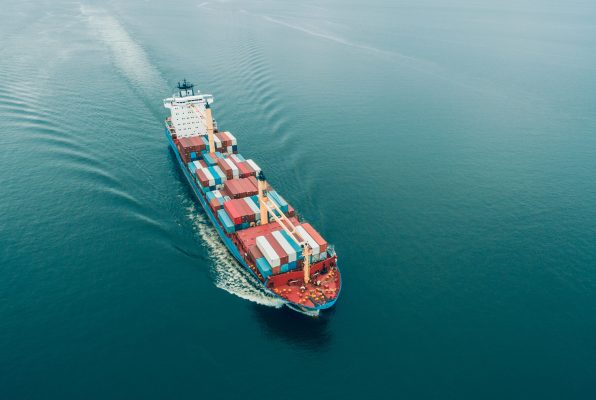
[{"xmin": 163, "ymin": 80, "xmax": 341, "ymax": 315}]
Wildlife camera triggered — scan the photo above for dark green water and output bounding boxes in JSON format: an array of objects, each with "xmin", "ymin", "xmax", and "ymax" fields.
[{"xmin": 1, "ymin": 0, "xmax": 595, "ymax": 398}]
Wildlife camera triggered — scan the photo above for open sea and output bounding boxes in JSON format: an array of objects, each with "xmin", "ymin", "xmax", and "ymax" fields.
[{"xmin": 1, "ymin": 0, "xmax": 595, "ymax": 398}]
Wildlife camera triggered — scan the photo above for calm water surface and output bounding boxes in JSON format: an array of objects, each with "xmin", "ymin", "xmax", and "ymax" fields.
[{"xmin": 1, "ymin": 0, "xmax": 595, "ymax": 398}]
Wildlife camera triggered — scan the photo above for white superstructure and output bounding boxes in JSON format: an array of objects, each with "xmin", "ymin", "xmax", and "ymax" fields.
[{"xmin": 163, "ymin": 79, "xmax": 214, "ymax": 138}]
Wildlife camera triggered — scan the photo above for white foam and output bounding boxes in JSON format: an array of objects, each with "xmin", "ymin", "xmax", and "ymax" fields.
[
  {"xmin": 186, "ymin": 203, "xmax": 284, "ymax": 308},
  {"xmin": 81, "ymin": 5, "xmax": 168, "ymax": 99}
]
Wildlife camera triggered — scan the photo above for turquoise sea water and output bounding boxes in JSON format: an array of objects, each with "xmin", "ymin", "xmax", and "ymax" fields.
[{"xmin": 1, "ymin": 0, "xmax": 595, "ymax": 398}]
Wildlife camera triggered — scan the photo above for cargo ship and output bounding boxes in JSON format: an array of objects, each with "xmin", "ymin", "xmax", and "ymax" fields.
[{"xmin": 163, "ymin": 80, "xmax": 341, "ymax": 315}]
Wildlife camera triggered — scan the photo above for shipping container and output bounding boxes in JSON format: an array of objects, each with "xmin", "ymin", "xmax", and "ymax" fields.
[
  {"xmin": 295, "ymin": 225, "xmax": 320, "ymax": 256},
  {"xmin": 268, "ymin": 191, "xmax": 289, "ymax": 214},
  {"xmin": 272, "ymin": 230, "xmax": 298, "ymax": 262},
  {"xmin": 256, "ymin": 257, "xmax": 272, "ymax": 278},
  {"xmin": 300, "ymin": 223, "xmax": 328, "ymax": 253},
  {"xmin": 248, "ymin": 244, "xmax": 264, "ymax": 263},
  {"xmin": 222, "ymin": 178, "xmax": 258, "ymax": 199},
  {"xmin": 231, "ymin": 154, "xmax": 245, "ymax": 163},
  {"xmin": 243, "ymin": 197, "xmax": 260, "ymax": 221},
  {"xmin": 188, "ymin": 162, "xmax": 197, "ymax": 175},
  {"xmin": 245, "ymin": 159, "xmax": 261, "ymax": 173},
  {"xmin": 264, "ymin": 233, "xmax": 289, "ymax": 266},
  {"xmin": 280, "ymin": 230, "xmax": 304, "ymax": 259},
  {"xmin": 217, "ymin": 209, "xmax": 235, "ymax": 234},
  {"xmin": 256, "ymin": 236, "xmax": 281, "ymax": 268}
]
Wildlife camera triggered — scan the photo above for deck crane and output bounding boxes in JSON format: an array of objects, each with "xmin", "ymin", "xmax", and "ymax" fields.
[{"xmin": 256, "ymin": 171, "xmax": 313, "ymax": 283}]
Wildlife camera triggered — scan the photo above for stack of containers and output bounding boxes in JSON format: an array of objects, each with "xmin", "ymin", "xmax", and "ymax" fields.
[
  {"xmin": 177, "ymin": 136, "xmax": 207, "ymax": 163},
  {"xmin": 229, "ymin": 157, "xmax": 256, "ymax": 178},
  {"xmin": 214, "ymin": 132, "xmax": 238, "ymax": 154},
  {"xmin": 195, "ymin": 164, "xmax": 226, "ymax": 191},
  {"xmin": 188, "ymin": 160, "xmax": 207, "ymax": 175},
  {"xmin": 188, "ymin": 162, "xmax": 197, "ymax": 175},
  {"xmin": 217, "ymin": 208, "xmax": 235, "ymax": 234},
  {"xmin": 248, "ymin": 244, "xmax": 264, "ymax": 264},
  {"xmin": 201, "ymin": 151, "xmax": 218, "ymax": 166},
  {"xmin": 296, "ymin": 223, "xmax": 329, "ymax": 263},
  {"xmin": 206, "ymin": 190, "xmax": 230, "ymax": 212},
  {"xmin": 256, "ymin": 236, "xmax": 281, "ymax": 275},
  {"xmin": 223, "ymin": 178, "xmax": 258, "ymax": 199},
  {"xmin": 216, "ymin": 157, "xmax": 240, "ymax": 180},
  {"xmin": 196, "ymin": 167, "xmax": 215, "ymax": 188},
  {"xmin": 280, "ymin": 230, "xmax": 304, "ymax": 270},
  {"xmin": 256, "ymin": 258, "xmax": 272, "ymax": 279},
  {"xmin": 271, "ymin": 230, "xmax": 299, "ymax": 272},
  {"xmin": 230, "ymin": 154, "xmax": 245, "ymax": 163},
  {"xmin": 243, "ymin": 196, "xmax": 261, "ymax": 222},
  {"xmin": 267, "ymin": 233, "xmax": 290, "ymax": 275},
  {"xmin": 245, "ymin": 159, "xmax": 261, "ymax": 174},
  {"xmin": 224, "ymin": 198, "xmax": 256, "ymax": 227}
]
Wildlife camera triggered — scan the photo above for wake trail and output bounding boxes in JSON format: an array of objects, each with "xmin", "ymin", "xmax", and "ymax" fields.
[
  {"xmin": 186, "ymin": 203, "xmax": 285, "ymax": 308},
  {"xmin": 80, "ymin": 5, "xmax": 169, "ymax": 103}
]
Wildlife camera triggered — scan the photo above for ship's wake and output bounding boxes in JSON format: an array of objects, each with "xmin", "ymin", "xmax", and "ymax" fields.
[{"xmin": 186, "ymin": 204, "xmax": 285, "ymax": 308}]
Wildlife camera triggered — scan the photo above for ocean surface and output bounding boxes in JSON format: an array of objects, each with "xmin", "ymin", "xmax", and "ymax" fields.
[{"xmin": 1, "ymin": 0, "xmax": 595, "ymax": 398}]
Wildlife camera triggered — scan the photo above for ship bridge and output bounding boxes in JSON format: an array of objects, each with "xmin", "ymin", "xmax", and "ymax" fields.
[{"xmin": 163, "ymin": 79, "xmax": 214, "ymax": 138}]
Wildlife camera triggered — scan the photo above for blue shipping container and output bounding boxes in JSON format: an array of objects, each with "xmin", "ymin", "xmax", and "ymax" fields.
[
  {"xmin": 217, "ymin": 209, "xmax": 235, "ymax": 234},
  {"xmin": 256, "ymin": 257, "xmax": 272, "ymax": 278},
  {"xmin": 188, "ymin": 162, "xmax": 197, "ymax": 174},
  {"xmin": 280, "ymin": 230, "xmax": 303, "ymax": 259}
]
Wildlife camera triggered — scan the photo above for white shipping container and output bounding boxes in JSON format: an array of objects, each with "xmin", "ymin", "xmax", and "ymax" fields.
[
  {"xmin": 246, "ymin": 159, "xmax": 261, "ymax": 173},
  {"xmin": 256, "ymin": 236, "xmax": 280, "ymax": 267},
  {"xmin": 213, "ymin": 135, "xmax": 222, "ymax": 149},
  {"xmin": 201, "ymin": 167, "xmax": 216, "ymax": 187},
  {"xmin": 243, "ymin": 197, "xmax": 260, "ymax": 221},
  {"xmin": 224, "ymin": 158, "xmax": 240, "ymax": 178},
  {"xmin": 272, "ymin": 230, "xmax": 297, "ymax": 263},
  {"xmin": 212, "ymin": 165, "xmax": 227, "ymax": 183},
  {"xmin": 295, "ymin": 226, "xmax": 320, "ymax": 256},
  {"xmin": 225, "ymin": 131, "xmax": 237, "ymax": 146}
]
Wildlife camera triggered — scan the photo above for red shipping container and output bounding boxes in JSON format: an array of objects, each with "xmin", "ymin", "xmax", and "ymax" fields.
[
  {"xmin": 301, "ymin": 223, "xmax": 328, "ymax": 253},
  {"xmin": 215, "ymin": 132, "xmax": 231, "ymax": 147},
  {"xmin": 230, "ymin": 158, "xmax": 256, "ymax": 178},
  {"xmin": 209, "ymin": 198, "xmax": 222, "ymax": 212},
  {"xmin": 248, "ymin": 245, "xmax": 264, "ymax": 263},
  {"xmin": 196, "ymin": 169, "xmax": 209, "ymax": 187},
  {"xmin": 216, "ymin": 158, "xmax": 234, "ymax": 180},
  {"xmin": 223, "ymin": 178, "xmax": 258, "ymax": 199},
  {"xmin": 224, "ymin": 199, "xmax": 244, "ymax": 225},
  {"xmin": 236, "ymin": 199, "xmax": 256, "ymax": 222},
  {"xmin": 180, "ymin": 151, "xmax": 190, "ymax": 164},
  {"xmin": 235, "ymin": 216, "xmax": 301, "ymax": 250},
  {"xmin": 224, "ymin": 198, "xmax": 255, "ymax": 225}
]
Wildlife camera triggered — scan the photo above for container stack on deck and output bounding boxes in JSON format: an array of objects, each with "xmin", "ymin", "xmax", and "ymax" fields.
[{"xmin": 172, "ymin": 127, "xmax": 329, "ymax": 281}]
